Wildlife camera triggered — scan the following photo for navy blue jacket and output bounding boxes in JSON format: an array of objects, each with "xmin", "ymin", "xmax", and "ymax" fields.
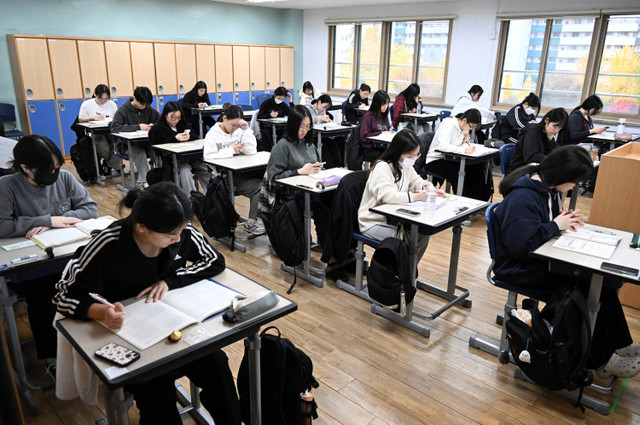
[
  {"xmin": 506, "ymin": 124, "xmax": 558, "ymax": 174},
  {"xmin": 344, "ymin": 89, "xmax": 370, "ymax": 124},
  {"xmin": 493, "ymin": 175, "xmax": 562, "ymax": 285},
  {"xmin": 567, "ymin": 108, "xmax": 592, "ymax": 145},
  {"xmin": 499, "ymin": 104, "xmax": 535, "ymax": 142}
]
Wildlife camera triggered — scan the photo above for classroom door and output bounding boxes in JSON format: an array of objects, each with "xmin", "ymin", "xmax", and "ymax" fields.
[
  {"xmin": 175, "ymin": 44, "xmax": 196, "ymax": 98},
  {"xmin": 77, "ymin": 40, "xmax": 109, "ymax": 99},
  {"xmin": 105, "ymin": 41, "xmax": 134, "ymax": 101}
]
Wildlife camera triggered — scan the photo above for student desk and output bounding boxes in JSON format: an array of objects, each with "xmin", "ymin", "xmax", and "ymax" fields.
[
  {"xmin": 369, "ymin": 196, "xmax": 489, "ymax": 337},
  {"xmin": 205, "ymin": 151, "xmax": 271, "ymax": 253},
  {"xmin": 191, "ymin": 105, "xmax": 226, "ymax": 138},
  {"xmin": 55, "ymin": 268, "xmax": 297, "ymax": 425},
  {"xmin": 528, "ymin": 224, "xmax": 640, "ymax": 414},
  {"xmin": 401, "ymin": 112, "xmax": 439, "ymax": 132},
  {"xmin": 312, "ymin": 123, "xmax": 355, "ymax": 165},
  {"xmin": 366, "ymin": 132, "xmax": 395, "ymax": 150},
  {"xmin": 275, "ymin": 168, "xmax": 352, "ymax": 288},
  {"xmin": 436, "ymin": 146, "xmax": 498, "ymax": 196},
  {"xmin": 472, "ymin": 117, "xmax": 497, "ymax": 142},
  {"xmin": 0, "ymin": 236, "xmax": 88, "ymax": 415},
  {"xmin": 588, "ymin": 132, "xmax": 639, "ymax": 151},
  {"xmin": 151, "ymin": 139, "xmax": 205, "ymax": 186},
  {"xmin": 77, "ymin": 120, "xmax": 113, "ymax": 186},
  {"xmin": 111, "ymin": 131, "xmax": 151, "ymax": 194},
  {"xmin": 257, "ymin": 117, "xmax": 287, "ymax": 147}
]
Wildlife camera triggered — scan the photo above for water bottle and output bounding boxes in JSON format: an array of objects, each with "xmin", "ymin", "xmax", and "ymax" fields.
[
  {"xmin": 417, "ymin": 101, "xmax": 423, "ymax": 114},
  {"xmin": 617, "ymin": 118, "xmax": 626, "ymax": 134},
  {"xmin": 424, "ymin": 187, "xmax": 437, "ymax": 213}
]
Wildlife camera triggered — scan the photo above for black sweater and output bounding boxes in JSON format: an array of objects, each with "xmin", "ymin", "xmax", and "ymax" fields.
[
  {"xmin": 111, "ymin": 99, "xmax": 160, "ymax": 133},
  {"xmin": 500, "ymin": 104, "xmax": 535, "ymax": 141},
  {"xmin": 149, "ymin": 120, "xmax": 196, "ymax": 145},
  {"xmin": 54, "ymin": 218, "xmax": 225, "ymax": 321},
  {"xmin": 182, "ymin": 91, "xmax": 212, "ymax": 112},
  {"xmin": 344, "ymin": 89, "xmax": 369, "ymax": 124},
  {"xmin": 506, "ymin": 124, "xmax": 558, "ymax": 174},
  {"xmin": 257, "ymin": 97, "xmax": 291, "ymax": 120},
  {"xmin": 567, "ymin": 108, "xmax": 593, "ymax": 145}
]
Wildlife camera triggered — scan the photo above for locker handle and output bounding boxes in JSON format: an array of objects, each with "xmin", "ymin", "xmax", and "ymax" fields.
[
  {"xmin": 281, "ymin": 81, "xmax": 285, "ymax": 86},
  {"xmin": 59, "ymin": 103, "xmax": 66, "ymax": 112},
  {"xmin": 29, "ymin": 104, "xmax": 36, "ymax": 113},
  {"xmin": 57, "ymin": 88, "xmax": 64, "ymax": 97},
  {"xmin": 26, "ymin": 89, "xmax": 34, "ymax": 99},
  {"xmin": 112, "ymin": 87, "xmax": 117, "ymax": 95},
  {"xmin": 235, "ymin": 83, "xmax": 238, "ymax": 89},
  {"xmin": 235, "ymin": 93, "xmax": 239, "ymax": 101},
  {"xmin": 217, "ymin": 83, "xmax": 222, "ymax": 90},
  {"xmin": 179, "ymin": 84, "xmax": 184, "ymax": 94},
  {"xmin": 266, "ymin": 82, "xmax": 270, "ymax": 89},
  {"xmin": 158, "ymin": 85, "xmax": 164, "ymax": 95},
  {"xmin": 85, "ymin": 87, "xmax": 91, "ymax": 97},
  {"xmin": 251, "ymin": 82, "xmax": 255, "ymax": 89}
]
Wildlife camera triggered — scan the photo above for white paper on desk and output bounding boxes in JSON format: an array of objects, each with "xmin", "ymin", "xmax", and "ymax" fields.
[
  {"xmin": 161, "ymin": 279, "xmax": 242, "ymax": 322},
  {"xmin": 2, "ymin": 240, "xmax": 36, "ymax": 251},
  {"xmin": 118, "ymin": 131, "xmax": 149, "ymax": 137},
  {"xmin": 31, "ymin": 227, "xmax": 89, "ymax": 248},
  {"xmin": 552, "ymin": 236, "xmax": 616, "ymax": 259},
  {"xmin": 566, "ymin": 227, "xmax": 621, "ymax": 246},
  {"xmin": 403, "ymin": 197, "xmax": 447, "ymax": 209},
  {"xmin": 74, "ymin": 218, "xmax": 115, "ymax": 235}
]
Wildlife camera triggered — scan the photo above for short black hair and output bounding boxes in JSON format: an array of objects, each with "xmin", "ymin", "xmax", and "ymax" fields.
[
  {"xmin": 274, "ymin": 86, "xmax": 288, "ymax": 97},
  {"xmin": 94, "ymin": 84, "xmax": 111, "ymax": 99},
  {"xmin": 468, "ymin": 85, "xmax": 484, "ymax": 96},
  {"xmin": 133, "ymin": 86, "xmax": 153, "ymax": 106},
  {"xmin": 359, "ymin": 83, "xmax": 371, "ymax": 93},
  {"xmin": 158, "ymin": 101, "xmax": 186, "ymax": 126},
  {"xmin": 455, "ymin": 108, "xmax": 482, "ymax": 125},
  {"xmin": 12, "ymin": 134, "xmax": 63, "ymax": 175},
  {"xmin": 373, "ymin": 129, "xmax": 420, "ymax": 182},
  {"xmin": 579, "ymin": 95, "xmax": 603, "ymax": 115},
  {"xmin": 284, "ymin": 104, "xmax": 314, "ymax": 145}
]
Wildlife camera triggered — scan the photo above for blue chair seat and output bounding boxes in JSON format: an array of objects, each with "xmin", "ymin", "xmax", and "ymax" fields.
[
  {"xmin": 353, "ymin": 232, "xmax": 380, "ymax": 248},
  {"xmin": 4, "ymin": 130, "xmax": 24, "ymax": 139}
]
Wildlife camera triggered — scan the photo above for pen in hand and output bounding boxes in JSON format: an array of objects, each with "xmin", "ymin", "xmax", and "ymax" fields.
[{"xmin": 89, "ymin": 293, "xmax": 126, "ymax": 315}]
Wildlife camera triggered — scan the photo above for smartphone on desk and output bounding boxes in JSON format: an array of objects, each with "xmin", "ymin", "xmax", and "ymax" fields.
[
  {"xmin": 95, "ymin": 342, "xmax": 140, "ymax": 367},
  {"xmin": 601, "ymin": 262, "xmax": 639, "ymax": 278},
  {"xmin": 183, "ymin": 129, "xmax": 191, "ymax": 134},
  {"xmin": 396, "ymin": 208, "xmax": 421, "ymax": 217}
]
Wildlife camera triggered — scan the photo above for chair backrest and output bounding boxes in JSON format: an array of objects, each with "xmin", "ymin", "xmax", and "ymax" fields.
[
  {"xmin": 249, "ymin": 109, "xmax": 261, "ymax": 139},
  {"xmin": 0, "ymin": 103, "xmax": 17, "ymax": 122},
  {"xmin": 485, "ymin": 201, "xmax": 502, "ymax": 284},
  {"xmin": 255, "ymin": 94, "xmax": 270, "ymax": 108},
  {"xmin": 235, "ymin": 104, "xmax": 253, "ymax": 111},
  {"xmin": 439, "ymin": 110, "xmax": 451, "ymax": 122},
  {"xmin": 499, "ymin": 143, "xmax": 516, "ymax": 176}
]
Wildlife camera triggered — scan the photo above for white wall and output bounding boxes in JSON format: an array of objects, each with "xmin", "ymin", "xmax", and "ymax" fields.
[{"xmin": 303, "ymin": 0, "xmax": 639, "ymax": 111}]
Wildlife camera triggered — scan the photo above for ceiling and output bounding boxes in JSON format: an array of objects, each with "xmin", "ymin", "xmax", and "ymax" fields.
[{"xmin": 211, "ymin": 0, "xmax": 442, "ymax": 10}]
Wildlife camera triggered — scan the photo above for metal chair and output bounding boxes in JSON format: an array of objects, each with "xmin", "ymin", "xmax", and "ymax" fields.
[
  {"xmin": 255, "ymin": 94, "xmax": 270, "ymax": 109},
  {"xmin": 0, "ymin": 103, "xmax": 24, "ymax": 139},
  {"xmin": 499, "ymin": 143, "xmax": 516, "ymax": 176}
]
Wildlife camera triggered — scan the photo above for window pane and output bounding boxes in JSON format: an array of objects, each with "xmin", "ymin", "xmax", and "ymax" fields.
[
  {"xmin": 417, "ymin": 20, "xmax": 450, "ymax": 99},
  {"xmin": 498, "ymin": 19, "xmax": 542, "ymax": 104},
  {"xmin": 332, "ymin": 24, "xmax": 355, "ymax": 90},
  {"xmin": 388, "ymin": 22, "xmax": 416, "ymax": 94},
  {"xmin": 358, "ymin": 23, "xmax": 382, "ymax": 91},
  {"xmin": 540, "ymin": 17, "xmax": 596, "ymax": 108},
  {"xmin": 595, "ymin": 15, "xmax": 640, "ymax": 115}
]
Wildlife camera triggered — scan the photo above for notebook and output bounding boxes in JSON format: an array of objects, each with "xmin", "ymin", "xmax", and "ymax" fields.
[
  {"xmin": 102, "ymin": 279, "xmax": 242, "ymax": 350},
  {"xmin": 31, "ymin": 217, "xmax": 116, "ymax": 248},
  {"xmin": 552, "ymin": 227, "xmax": 622, "ymax": 259}
]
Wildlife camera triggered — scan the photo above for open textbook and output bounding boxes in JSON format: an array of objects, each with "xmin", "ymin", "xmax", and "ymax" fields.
[
  {"xmin": 103, "ymin": 279, "xmax": 242, "ymax": 350},
  {"xmin": 31, "ymin": 217, "xmax": 116, "ymax": 248},
  {"xmin": 552, "ymin": 226, "xmax": 622, "ymax": 259}
]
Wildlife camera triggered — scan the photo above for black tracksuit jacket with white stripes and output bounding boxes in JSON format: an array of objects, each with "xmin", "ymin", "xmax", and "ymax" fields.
[{"xmin": 54, "ymin": 217, "xmax": 225, "ymax": 321}]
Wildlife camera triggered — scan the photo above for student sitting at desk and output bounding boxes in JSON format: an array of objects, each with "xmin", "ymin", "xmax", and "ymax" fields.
[
  {"xmin": 359, "ymin": 90, "xmax": 392, "ymax": 163},
  {"xmin": 424, "ymin": 109, "xmax": 488, "ymax": 199},
  {"xmin": 344, "ymin": 83, "xmax": 371, "ymax": 125},
  {"xmin": 53, "ymin": 182, "xmax": 241, "ymax": 425},
  {"xmin": 259, "ymin": 105, "xmax": 331, "ymax": 251},
  {"xmin": 204, "ymin": 106, "xmax": 264, "ymax": 235},
  {"xmin": 298, "ymin": 80, "xmax": 321, "ymax": 105},
  {"xmin": 0, "ymin": 125, "xmax": 17, "ymax": 176},
  {"xmin": 304, "ymin": 94, "xmax": 333, "ymax": 124},
  {"xmin": 506, "ymin": 107, "xmax": 567, "ymax": 175},
  {"xmin": 494, "ymin": 145, "xmax": 640, "ymax": 378},
  {"xmin": 182, "ymin": 81, "xmax": 215, "ymax": 137},
  {"xmin": 567, "ymin": 95, "xmax": 608, "ymax": 145},
  {"xmin": 451, "ymin": 84, "xmax": 494, "ymax": 118},
  {"xmin": 495, "ymin": 92, "xmax": 540, "ymax": 145},
  {"xmin": 391, "ymin": 83, "xmax": 423, "ymax": 132},
  {"xmin": 257, "ymin": 86, "xmax": 293, "ymax": 151},
  {"xmin": 359, "ymin": 129, "xmax": 443, "ymax": 262},
  {"xmin": 0, "ymin": 135, "xmax": 97, "ymax": 362},
  {"xmin": 149, "ymin": 101, "xmax": 210, "ymax": 193},
  {"xmin": 111, "ymin": 86, "xmax": 160, "ymax": 188}
]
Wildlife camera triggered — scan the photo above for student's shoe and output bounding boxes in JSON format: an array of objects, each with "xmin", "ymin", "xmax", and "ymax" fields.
[
  {"xmin": 43, "ymin": 357, "xmax": 57, "ymax": 381},
  {"xmin": 136, "ymin": 182, "xmax": 149, "ymax": 189},
  {"xmin": 615, "ymin": 344, "xmax": 640, "ymax": 358},
  {"xmin": 595, "ymin": 353, "xmax": 640, "ymax": 379},
  {"xmin": 243, "ymin": 219, "xmax": 265, "ymax": 235}
]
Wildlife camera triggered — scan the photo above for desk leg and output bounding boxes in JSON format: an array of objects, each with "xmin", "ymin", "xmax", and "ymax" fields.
[
  {"xmin": 245, "ymin": 333, "xmax": 262, "ymax": 425},
  {"xmin": 128, "ymin": 140, "xmax": 136, "ymax": 189},
  {"xmin": 272, "ymin": 126, "xmax": 277, "ymax": 148},
  {"xmin": 568, "ymin": 187, "xmax": 579, "ymax": 211},
  {"xmin": 172, "ymin": 153, "xmax": 180, "ymax": 187},
  {"xmin": 87, "ymin": 129, "xmax": 106, "ymax": 187},
  {"xmin": 456, "ymin": 157, "xmax": 466, "ymax": 196},
  {"xmin": 227, "ymin": 170, "xmax": 236, "ymax": 207},
  {"xmin": 609, "ymin": 141, "xmax": 615, "ymax": 152},
  {"xmin": 413, "ymin": 117, "xmax": 418, "ymax": 130},
  {"xmin": 317, "ymin": 133, "xmax": 323, "ymax": 162},
  {"xmin": 199, "ymin": 111, "xmax": 204, "ymax": 139}
]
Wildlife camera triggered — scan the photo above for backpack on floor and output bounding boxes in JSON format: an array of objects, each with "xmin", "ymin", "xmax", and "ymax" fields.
[
  {"xmin": 190, "ymin": 175, "xmax": 239, "ymax": 248},
  {"xmin": 237, "ymin": 326, "xmax": 319, "ymax": 425},
  {"xmin": 366, "ymin": 235, "xmax": 416, "ymax": 316},
  {"xmin": 506, "ymin": 286, "xmax": 592, "ymax": 402},
  {"xmin": 69, "ymin": 135, "xmax": 97, "ymax": 183}
]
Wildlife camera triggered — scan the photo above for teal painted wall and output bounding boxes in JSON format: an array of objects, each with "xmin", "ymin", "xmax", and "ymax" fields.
[{"xmin": 0, "ymin": 0, "xmax": 303, "ymax": 129}]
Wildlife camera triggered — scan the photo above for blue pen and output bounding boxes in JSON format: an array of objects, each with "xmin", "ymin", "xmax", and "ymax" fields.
[{"xmin": 10, "ymin": 254, "xmax": 39, "ymax": 266}]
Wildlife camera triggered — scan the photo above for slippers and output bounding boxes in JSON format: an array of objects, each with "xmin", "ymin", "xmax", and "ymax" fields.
[
  {"xmin": 616, "ymin": 344, "xmax": 640, "ymax": 358},
  {"xmin": 595, "ymin": 353, "xmax": 640, "ymax": 379}
]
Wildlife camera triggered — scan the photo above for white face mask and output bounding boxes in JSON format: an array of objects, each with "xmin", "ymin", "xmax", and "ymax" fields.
[
  {"xmin": 463, "ymin": 130, "xmax": 470, "ymax": 136},
  {"xmin": 401, "ymin": 156, "xmax": 417, "ymax": 169},
  {"xmin": 274, "ymin": 98, "xmax": 284, "ymax": 105},
  {"xmin": 525, "ymin": 107, "xmax": 536, "ymax": 115}
]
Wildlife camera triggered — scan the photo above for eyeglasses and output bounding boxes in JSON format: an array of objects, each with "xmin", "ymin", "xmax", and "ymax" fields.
[
  {"xmin": 300, "ymin": 124, "xmax": 311, "ymax": 131},
  {"xmin": 168, "ymin": 114, "xmax": 182, "ymax": 121},
  {"xmin": 404, "ymin": 153, "xmax": 421, "ymax": 160}
]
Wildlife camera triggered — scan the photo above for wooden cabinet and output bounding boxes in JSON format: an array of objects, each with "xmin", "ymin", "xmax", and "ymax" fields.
[
  {"xmin": 12, "ymin": 37, "xmax": 54, "ymax": 100},
  {"xmin": 215, "ymin": 45, "xmax": 233, "ymax": 93},
  {"xmin": 77, "ymin": 40, "xmax": 108, "ymax": 98},
  {"xmin": 280, "ymin": 47, "xmax": 294, "ymax": 89},
  {"xmin": 47, "ymin": 38, "xmax": 83, "ymax": 99},
  {"xmin": 195, "ymin": 44, "xmax": 216, "ymax": 94},
  {"xmin": 249, "ymin": 46, "xmax": 265, "ymax": 92},
  {"xmin": 104, "ymin": 41, "xmax": 133, "ymax": 99},
  {"xmin": 154, "ymin": 43, "xmax": 177, "ymax": 95},
  {"xmin": 175, "ymin": 44, "xmax": 196, "ymax": 96},
  {"xmin": 130, "ymin": 42, "xmax": 156, "ymax": 95},
  {"xmin": 233, "ymin": 46, "xmax": 250, "ymax": 92},
  {"xmin": 265, "ymin": 47, "xmax": 280, "ymax": 91}
]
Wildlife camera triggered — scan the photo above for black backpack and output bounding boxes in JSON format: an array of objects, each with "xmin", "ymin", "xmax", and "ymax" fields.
[
  {"xmin": 190, "ymin": 175, "xmax": 239, "ymax": 248},
  {"xmin": 237, "ymin": 326, "xmax": 319, "ymax": 425},
  {"xmin": 367, "ymin": 236, "xmax": 416, "ymax": 315},
  {"xmin": 506, "ymin": 286, "xmax": 592, "ymax": 402},
  {"xmin": 69, "ymin": 135, "xmax": 97, "ymax": 183},
  {"xmin": 259, "ymin": 199, "xmax": 305, "ymax": 293}
]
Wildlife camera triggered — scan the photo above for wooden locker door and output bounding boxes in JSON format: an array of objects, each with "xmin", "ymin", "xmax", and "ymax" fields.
[
  {"xmin": 77, "ymin": 40, "xmax": 108, "ymax": 99},
  {"xmin": 195, "ymin": 44, "xmax": 216, "ymax": 94},
  {"xmin": 104, "ymin": 41, "xmax": 134, "ymax": 99},
  {"xmin": 265, "ymin": 47, "xmax": 280, "ymax": 92},
  {"xmin": 214, "ymin": 45, "xmax": 233, "ymax": 93},
  {"xmin": 14, "ymin": 37, "xmax": 54, "ymax": 100},
  {"xmin": 175, "ymin": 44, "xmax": 196, "ymax": 97},
  {"xmin": 154, "ymin": 43, "xmax": 177, "ymax": 95},
  {"xmin": 130, "ymin": 42, "xmax": 156, "ymax": 95},
  {"xmin": 280, "ymin": 47, "xmax": 294, "ymax": 89},
  {"xmin": 249, "ymin": 46, "xmax": 265, "ymax": 92},
  {"xmin": 47, "ymin": 39, "xmax": 83, "ymax": 99},
  {"xmin": 232, "ymin": 46, "xmax": 250, "ymax": 92}
]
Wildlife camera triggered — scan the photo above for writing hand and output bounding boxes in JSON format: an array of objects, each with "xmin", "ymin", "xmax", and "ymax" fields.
[
  {"xmin": 104, "ymin": 303, "xmax": 126, "ymax": 331},
  {"xmin": 464, "ymin": 145, "xmax": 476, "ymax": 154},
  {"xmin": 136, "ymin": 281, "xmax": 169, "ymax": 303},
  {"xmin": 270, "ymin": 111, "xmax": 278, "ymax": 118}
]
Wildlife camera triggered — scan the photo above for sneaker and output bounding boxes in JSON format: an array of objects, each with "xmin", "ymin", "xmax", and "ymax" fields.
[
  {"xmin": 595, "ymin": 353, "xmax": 640, "ymax": 379},
  {"xmin": 43, "ymin": 357, "xmax": 57, "ymax": 381},
  {"xmin": 243, "ymin": 219, "xmax": 265, "ymax": 235}
]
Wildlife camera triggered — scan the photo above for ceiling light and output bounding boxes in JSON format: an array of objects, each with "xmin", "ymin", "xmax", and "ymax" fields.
[{"xmin": 245, "ymin": 0, "xmax": 288, "ymax": 3}]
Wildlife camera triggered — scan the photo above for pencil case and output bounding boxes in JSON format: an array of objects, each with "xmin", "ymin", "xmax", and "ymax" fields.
[
  {"xmin": 315, "ymin": 175, "xmax": 342, "ymax": 190},
  {"xmin": 222, "ymin": 290, "xmax": 278, "ymax": 323}
]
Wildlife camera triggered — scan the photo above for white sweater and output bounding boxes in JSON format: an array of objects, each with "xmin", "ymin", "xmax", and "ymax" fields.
[
  {"xmin": 450, "ymin": 92, "xmax": 493, "ymax": 118},
  {"xmin": 203, "ymin": 122, "xmax": 257, "ymax": 160},
  {"xmin": 358, "ymin": 161, "xmax": 432, "ymax": 233},
  {"xmin": 426, "ymin": 117, "xmax": 469, "ymax": 164}
]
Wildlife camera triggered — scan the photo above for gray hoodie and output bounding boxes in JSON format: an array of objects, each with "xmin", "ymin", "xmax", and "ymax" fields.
[{"xmin": 111, "ymin": 99, "xmax": 160, "ymax": 133}]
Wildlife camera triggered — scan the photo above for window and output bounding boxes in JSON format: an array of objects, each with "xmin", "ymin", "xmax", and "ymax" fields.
[
  {"xmin": 328, "ymin": 19, "xmax": 452, "ymax": 103},
  {"xmin": 493, "ymin": 13, "xmax": 640, "ymax": 121}
]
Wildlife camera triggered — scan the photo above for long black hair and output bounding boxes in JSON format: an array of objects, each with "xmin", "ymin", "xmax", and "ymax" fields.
[
  {"xmin": 157, "ymin": 101, "xmax": 186, "ymax": 127},
  {"xmin": 534, "ymin": 107, "xmax": 568, "ymax": 138},
  {"xmin": 577, "ymin": 95, "xmax": 603, "ymax": 115},
  {"xmin": 369, "ymin": 90, "xmax": 390, "ymax": 123},
  {"xmin": 372, "ymin": 129, "xmax": 420, "ymax": 182},
  {"xmin": 311, "ymin": 94, "xmax": 332, "ymax": 108},
  {"xmin": 499, "ymin": 145, "xmax": 594, "ymax": 196},
  {"xmin": 522, "ymin": 92, "xmax": 540, "ymax": 109},
  {"xmin": 284, "ymin": 105, "xmax": 314, "ymax": 144},
  {"xmin": 118, "ymin": 182, "xmax": 194, "ymax": 233},
  {"xmin": 455, "ymin": 108, "xmax": 481, "ymax": 125},
  {"xmin": 217, "ymin": 105, "xmax": 244, "ymax": 123},
  {"xmin": 12, "ymin": 135, "xmax": 63, "ymax": 176}
]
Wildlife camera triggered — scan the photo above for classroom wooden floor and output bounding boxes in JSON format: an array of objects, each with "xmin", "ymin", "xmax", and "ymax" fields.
[{"xmin": 14, "ymin": 161, "xmax": 640, "ymax": 425}]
